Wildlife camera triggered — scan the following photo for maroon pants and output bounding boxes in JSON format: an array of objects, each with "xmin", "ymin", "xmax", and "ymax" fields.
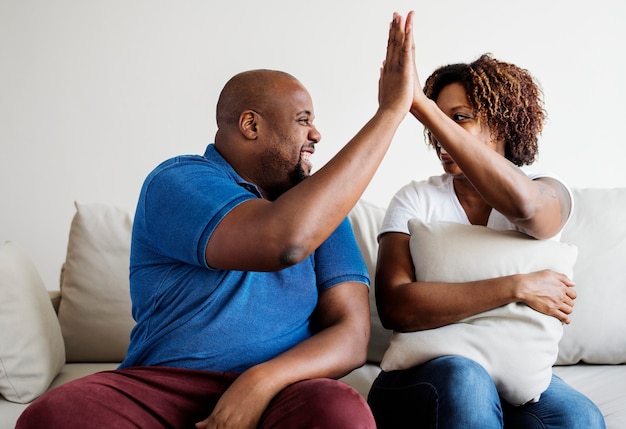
[{"xmin": 16, "ymin": 366, "xmax": 375, "ymax": 428}]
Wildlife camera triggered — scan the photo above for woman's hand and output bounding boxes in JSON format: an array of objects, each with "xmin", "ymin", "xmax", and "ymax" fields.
[{"xmin": 513, "ymin": 269, "xmax": 577, "ymax": 324}]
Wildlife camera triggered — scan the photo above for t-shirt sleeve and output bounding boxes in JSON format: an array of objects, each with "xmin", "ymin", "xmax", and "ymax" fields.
[
  {"xmin": 313, "ymin": 217, "xmax": 370, "ymax": 292},
  {"xmin": 379, "ymin": 183, "xmax": 424, "ymax": 239}
]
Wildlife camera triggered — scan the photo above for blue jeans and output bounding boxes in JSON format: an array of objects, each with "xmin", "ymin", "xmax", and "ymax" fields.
[{"xmin": 367, "ymin": 356, "xmax": 605, "ymax": 429}]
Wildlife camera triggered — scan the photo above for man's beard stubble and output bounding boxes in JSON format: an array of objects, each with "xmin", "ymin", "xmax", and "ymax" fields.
[{"xmin": 257, "ymin": 146, "xmax": 309, "ymax": 201}]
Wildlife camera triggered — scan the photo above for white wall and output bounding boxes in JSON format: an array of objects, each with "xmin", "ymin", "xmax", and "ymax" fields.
[{"xmin": 2, "ymin": 0, "xmax": 625, "ymax": 290}]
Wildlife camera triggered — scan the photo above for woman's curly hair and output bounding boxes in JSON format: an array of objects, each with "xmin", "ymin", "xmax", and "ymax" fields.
[{"xmin": 423, "ymin": 54, "xmax": 546, "ymax": 166}]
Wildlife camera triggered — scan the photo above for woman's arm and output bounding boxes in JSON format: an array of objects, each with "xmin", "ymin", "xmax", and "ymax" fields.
[
  {"xmin": 410, "ymin": 85, "xmax": 570, "ymax": 239},
  {"xmin": 375, "ymin": 232, "xmax": 576, "ymax": 332}
]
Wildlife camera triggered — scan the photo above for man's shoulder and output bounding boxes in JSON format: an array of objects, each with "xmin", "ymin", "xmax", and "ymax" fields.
[
  {"xmin": 155, "ymin": 154, "xmax": 210, "ymax": 170},
  {"xmin": 145, "ymin": 153, "xmax": 224, "ymax": 183}
]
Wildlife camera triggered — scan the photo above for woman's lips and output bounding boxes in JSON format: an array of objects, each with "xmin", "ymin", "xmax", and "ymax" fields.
[{"xmin": 440, "ymin": 154, "xmax": 454, "ymax": 164}]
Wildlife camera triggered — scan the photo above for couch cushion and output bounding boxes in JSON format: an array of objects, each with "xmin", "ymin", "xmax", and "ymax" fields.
[
  {"xmin": 57, "ymin": 202, "xmax": 135, "ymax": 362},
  {"xmin": 348, "ymin": 201, "xmax": 391, "ymax": 363},
  {"xmin": 0, "ymin": 242, "xmax": 65, "ymax": 403},
  {"xmin": 557, "ymin": 188, "xmax": 626, "ymax": 365},
  {"xmin": 381, "ymin": 220, "xmax": 577, "ymax": 405},
  {"xmin": 553, "ymin": 364, "xmax": 626, "ymax": 429}
]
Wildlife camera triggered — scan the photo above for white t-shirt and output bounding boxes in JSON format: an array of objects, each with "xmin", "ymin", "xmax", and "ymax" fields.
[
  {"xmin": 380, "ymin": 172, "xmax": 572, "ymax": 240},
  {"xmin": 378, "ymin": 171, "xmax": 575, "ymax": 405}
]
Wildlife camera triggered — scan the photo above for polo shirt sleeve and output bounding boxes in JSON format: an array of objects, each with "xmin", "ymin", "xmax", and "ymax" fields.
[
  {"xmin": 134, "ymin": 156, "xmax": 256, "ymax": 268},
  {"xmin": 313, "ymin": 217, "xmax": 370, "ymax": 292}
]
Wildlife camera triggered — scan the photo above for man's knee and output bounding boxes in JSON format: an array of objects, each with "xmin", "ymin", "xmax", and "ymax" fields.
[
  {"xmin": 17, "ymin": 374, "xmax": 142, "ymax": 429},
  {"xmin": 262, "ymin": 378, "xmax": 375, "ymax": 428},
  {"xmin": 16, "ymin": 382, "xmax": 91, "ymax": 428}
]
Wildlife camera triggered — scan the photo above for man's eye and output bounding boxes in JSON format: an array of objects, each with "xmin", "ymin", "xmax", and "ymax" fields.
[{"xmin": 299, "ymin": 118, "xmax": 311, "ymax": 124}]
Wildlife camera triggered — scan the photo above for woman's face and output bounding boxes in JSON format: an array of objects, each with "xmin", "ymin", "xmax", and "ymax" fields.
[{"xmin": 434, "ymin": 82, "xmax": 503, "ymax": 176}]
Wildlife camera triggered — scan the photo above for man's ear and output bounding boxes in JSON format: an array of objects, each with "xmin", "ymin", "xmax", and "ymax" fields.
[{"xmin": 239, "ymin": 110, "xmax": 259, "ymax": 140}]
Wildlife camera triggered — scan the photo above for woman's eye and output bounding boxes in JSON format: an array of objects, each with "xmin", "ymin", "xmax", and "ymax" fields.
[{"xmin": 452, "ymin": 113, "xmax": 469, "ymax": 122}]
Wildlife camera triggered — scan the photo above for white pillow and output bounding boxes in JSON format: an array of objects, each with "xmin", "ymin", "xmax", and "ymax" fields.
[
  {"xmin": 0, "ymin": 241, "xmax": 65, "ymax": 403},
  {"xmin": 57, "ymin": 202, "xmax": 135, "ymax": 362},
  {"xmin": 380, "ymin": 220, "xmax": 577, "ymax": 406}
]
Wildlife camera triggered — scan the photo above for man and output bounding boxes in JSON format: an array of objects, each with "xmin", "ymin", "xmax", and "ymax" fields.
[{"xmin": 17, "ymin": 11, "xmax": 415, "ymax": 429}]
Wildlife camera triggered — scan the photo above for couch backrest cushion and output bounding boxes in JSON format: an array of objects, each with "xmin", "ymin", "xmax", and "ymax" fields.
[
  {"xmin": 348, "ymin": 201, "xmax": 391, "ymax": 363},
  {"xmin": 557, "ymin": 188, "xmax": 626, "ymax": 365},
  {"xmin": 0, "ymin": 241, "xmax": 65, "ymax": 403},
  {"xmin": 57, "ymin": 202, "xmax": 135, "ymax": 362}
]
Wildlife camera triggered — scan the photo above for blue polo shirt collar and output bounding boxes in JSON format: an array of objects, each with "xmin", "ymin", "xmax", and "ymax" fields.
[{"xmin": 203, "ymin": 143, "xmax": 262, "ymax": 197}]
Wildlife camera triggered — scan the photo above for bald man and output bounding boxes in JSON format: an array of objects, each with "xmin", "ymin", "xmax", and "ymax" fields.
[{"xmin": 17, "ymin": 12, "xmax": 415, "ymax": 429}]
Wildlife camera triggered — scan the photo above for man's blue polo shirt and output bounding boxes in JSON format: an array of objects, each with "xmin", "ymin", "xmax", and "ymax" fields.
[{"xmin": 119, "ymin": 144, "xmax": 369, "ymax": 373}]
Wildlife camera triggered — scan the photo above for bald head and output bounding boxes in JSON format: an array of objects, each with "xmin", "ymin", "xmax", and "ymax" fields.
[{"xmin": 216, "ymin": 69, "xmax": 301, "ymax": 129}]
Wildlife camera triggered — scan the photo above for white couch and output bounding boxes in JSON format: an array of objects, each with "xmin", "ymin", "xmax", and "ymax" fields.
[{"xmin": 1, "ymin": 187, "xmax": 625, "ymax": 428}]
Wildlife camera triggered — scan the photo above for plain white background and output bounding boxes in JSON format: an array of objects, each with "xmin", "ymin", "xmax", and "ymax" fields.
[{"xmin": 2, "ymin": 0, "xmax": 625, "ymax": 290}]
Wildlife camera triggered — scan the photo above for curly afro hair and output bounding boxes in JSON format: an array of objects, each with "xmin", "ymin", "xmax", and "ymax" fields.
[{"xmin": 423, "ymin": 54, "xmax": 546, "ymax": 166}]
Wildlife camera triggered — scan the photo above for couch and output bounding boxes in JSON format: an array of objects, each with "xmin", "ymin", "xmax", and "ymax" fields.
[{"xmin": 1, "ymin": 187, "xmax": 625, "ymax": 428}]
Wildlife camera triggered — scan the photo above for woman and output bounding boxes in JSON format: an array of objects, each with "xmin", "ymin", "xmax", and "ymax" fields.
[{"xmin": 367, "ymin": 54, "xmax": 605, "ymax": 428}]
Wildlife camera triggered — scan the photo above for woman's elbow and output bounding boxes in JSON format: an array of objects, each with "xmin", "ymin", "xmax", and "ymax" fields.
[{"xmin": 378, "ymin": 304, "xmax": 415, "ymax": 332}]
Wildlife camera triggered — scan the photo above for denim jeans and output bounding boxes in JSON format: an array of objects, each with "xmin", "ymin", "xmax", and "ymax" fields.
[{"xmin": 368, "ymin": 356, "xmax": 605, "ymax": 429}]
